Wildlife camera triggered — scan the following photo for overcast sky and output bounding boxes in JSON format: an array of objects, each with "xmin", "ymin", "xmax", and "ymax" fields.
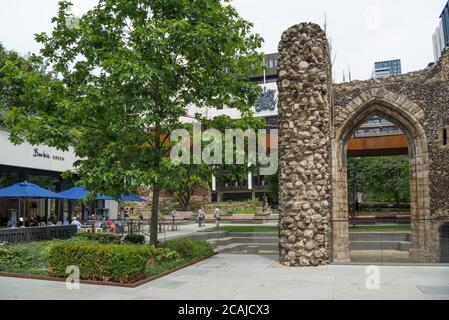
[{"xmin": 0, "ymin": 0, "xmax": 446, "ymax": 82}]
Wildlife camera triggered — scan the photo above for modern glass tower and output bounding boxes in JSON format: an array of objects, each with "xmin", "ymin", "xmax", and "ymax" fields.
[
  {"xmin": 442, "ymin": 1, "xmax": 449, "ymax": 46},
  {"xmin": 372, "ymin": 59, "xmax": 402, "ymax": 78},
  {"xmin": 433, "ymin": 0, "xmax": 449, "ymax": 61}
]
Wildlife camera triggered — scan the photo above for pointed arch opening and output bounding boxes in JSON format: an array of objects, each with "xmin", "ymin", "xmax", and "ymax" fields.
[{"xmin": 331, "ymin": 97, "xmax": 432, "ymax": 263}]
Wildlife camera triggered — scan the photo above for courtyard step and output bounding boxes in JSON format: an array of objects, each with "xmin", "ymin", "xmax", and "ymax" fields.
[
  {"xmin": 208, "ymin": 236, "xmax": 278, "ymax": 247},
  {"xmin": 215, "ymin": 243, "xmax": 279, "ymax": 255},
  {"xmin": 349, "ymin": 232, "xmax": 410, "ymax": 242},
  {"xmin": 350, "ymin": 241, "xmax": 411, "ymax": 251},
  {"xmin": 350, "ymin": 250, "xmax": 411, "ymax": 263}
]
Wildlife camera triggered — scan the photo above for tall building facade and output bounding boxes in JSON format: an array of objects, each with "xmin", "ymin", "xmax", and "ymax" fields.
[
  {"xmin": 372, "ymin": 59, "xmax": 402, "ymax": 78},
  {"xmin": 183, "ymin": 53, "xmax": 407, "ymax": 203},
  {"xmin": 433, "ymin": 0, "xmax": 449, "ymax": 62}
]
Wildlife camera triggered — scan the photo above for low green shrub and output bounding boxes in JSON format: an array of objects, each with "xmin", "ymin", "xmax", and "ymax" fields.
[
  {"xmin": 145, "ymin": 259, "xmax": 186, "ymax": 277},
  {"xmin": 48, "ymin": 242, "xmax": 152, "ymax": 282},
  {"xmin": 161, "ymin": 239, "xmax": 213, "ymax": 261},
  {"xmin": 148, "ymin": 246, "xmax": 181, "ymax": 264},
  {"xmin": 72, "ymin": 232, "xmax": 122, "ymax": 244},
  {"xmin": 0, "ymin": 241, "xmax": 55, "ymax": 275},
  {"xmin": 0, "ymin": 242, "xmax": 14, "ymax": 262},
  {"xmin": 124, "ymin": 234, "xmax": 145, "ymax": 244},
  {"xmin": 144, "ymin": 239, "xmax": 212, "ymax": 278},
  {"xmin": 107, "ymin": 245, "xmax": 152, "ymax": 282}
]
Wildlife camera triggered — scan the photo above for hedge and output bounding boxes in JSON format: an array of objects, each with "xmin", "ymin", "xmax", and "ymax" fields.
[
  {"xmin": 124, "ymin": 234, "xmax": 145, "ymax": 244},
  {"xmin": 71, "ymin": 233, "xmax": 122, "ymax": 244},
  {"xmin": 161, "ymin": 239, "xmax": 214, "ymax": 261},
  {"xmin": 46, "ymin": 239, "xmax": 213, "ymax": 283},
  {"xmin": 48, "ymin": 242, "xmax": 151, "ymax": 282}
]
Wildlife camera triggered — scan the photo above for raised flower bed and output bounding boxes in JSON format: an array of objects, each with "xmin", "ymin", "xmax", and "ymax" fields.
[{"xmin": 0, "ymin": 235, "xmax": 214, "ymax": 287}]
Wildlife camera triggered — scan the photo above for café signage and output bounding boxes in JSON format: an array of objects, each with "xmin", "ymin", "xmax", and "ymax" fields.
[
  {"xmin": 33, "ymin": 148, "xmax": 65, "ymax": 161},
  {"xmin": 0, "ymin": 130, "xmax": 75, "ymax": 172}
]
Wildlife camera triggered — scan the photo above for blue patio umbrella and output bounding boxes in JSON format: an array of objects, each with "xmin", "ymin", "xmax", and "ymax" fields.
[
  {"xmin": 0, "ymin": 182, "xmax": 64, "ymax": 226},
  {"xmin": 58, "ymin": 187, "xmax": 114, "ymax": 200},
  {"xmin": 58, "ymin": 187, "xmax": 115, "ymax": 221},
  {"xmin": 119, "ymin": 193, "xmax": 145, "ymax": 203},
  {"xmin": 0, "ymin": 182, "xmax": 63, "ymax": 199}
]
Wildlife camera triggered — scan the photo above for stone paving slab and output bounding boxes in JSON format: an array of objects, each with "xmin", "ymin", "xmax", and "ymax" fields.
[{"xmin": 1, "ymin": 254, "xmax": 449, "ymax": 300}]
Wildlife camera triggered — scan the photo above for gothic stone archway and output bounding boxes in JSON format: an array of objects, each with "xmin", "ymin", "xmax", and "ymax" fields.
[
  {"xmin": 331, "ymin": 91, "xmax": 431, "ymax": 263},
  {"xmin": 278, "ymin": 22, "xmax": 449, "ymax": 266}
]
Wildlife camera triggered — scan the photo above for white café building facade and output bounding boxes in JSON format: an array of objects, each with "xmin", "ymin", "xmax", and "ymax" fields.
[{"xmin": 0, "ymin": 130, "xmax": 118, "ymax": 225}]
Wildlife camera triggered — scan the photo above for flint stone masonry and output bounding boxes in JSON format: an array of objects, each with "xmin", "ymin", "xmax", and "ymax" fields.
[
  {"xmin": 332, "ymin": 49, "xmax": 449, "ymax": 263},
  {"xmin": 278, "ymin": 22, "xmax": 449, "ymax": 266},
  {"xmin": 277, "ymin": 23, "xmax": 332, "ymax": 267}
]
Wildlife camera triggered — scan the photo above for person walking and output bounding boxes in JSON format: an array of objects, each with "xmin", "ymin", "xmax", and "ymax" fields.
[
  {"xmin": 171, "ymin": 209, "xmax": 177, "ymax": 225},
  {"xmin": 214, "ymin": 207, "xmax": 220, "ymax": 228},
  {"xmin": 198, "ymin": 207, "xmax": 205, "ymax": 228}
]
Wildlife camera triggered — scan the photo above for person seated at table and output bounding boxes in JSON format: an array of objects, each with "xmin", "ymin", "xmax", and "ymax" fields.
[
  {"xmin": 29, "ymin": 216, "xmax": 38, "ymax": 227},
  {"xmin": 71, "ymin": 217, "xmax": 83, "ymax": 230},
  {"xmin": 106, "ymin": 219, "xmax": 116, "ymax": 233}
]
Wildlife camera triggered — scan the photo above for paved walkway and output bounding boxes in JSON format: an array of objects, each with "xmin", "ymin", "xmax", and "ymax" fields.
[
  {"xmin": 159, "ymin": 222, "xmax": 278, "ymax": 241},
  {"xmin": 1, "ymin": 254, "xmax": 448, "ymax": 300},
  {"xmin": 158, "ymin": 222, "xmax": 217, "ymax": 240}
]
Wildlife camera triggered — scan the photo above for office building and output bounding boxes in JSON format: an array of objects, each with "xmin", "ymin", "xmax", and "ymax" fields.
[
  {"xmin": 372, "ymin": 59, "xmax": 402, "ymax": 78},
  {"xmin": 433, "ymin": 0, "xmax": 449, "ymax": 61}
]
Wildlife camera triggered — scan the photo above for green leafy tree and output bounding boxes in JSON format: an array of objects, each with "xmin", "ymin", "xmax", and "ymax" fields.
[
  {"xmin": 162, "ymin": 158, "xmax": 210, "ymax": 211},
  {"xmin": 0, "ymin": 44, "xmax": 51, "ymax": 129},
  {"xmin": 1, "ymin": 0, "xmax": 263, "ymax": 244},
  {"xmin": 204, "ymin": 115, "xmax": 266, "ymax": 201},
  {"xmin": 347, "ymin": 156, "xmax": 410, "ymax": 208},
  {"xmin": 163, "ymin": 115, "xmax": 266, "ymax": 211}
]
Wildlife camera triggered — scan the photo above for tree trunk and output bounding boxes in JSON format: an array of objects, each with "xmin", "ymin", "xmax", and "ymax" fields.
[
  {"xmin": 150, "ymin": 122, "xmax": 162, "ymax": 245},
  {"xmin": 184, "ymin": 191, "xmax": 191, "ymax": 211},
  {"xmin": 150, "ymin": 185, "xmax": 160, "ymax": 245}
]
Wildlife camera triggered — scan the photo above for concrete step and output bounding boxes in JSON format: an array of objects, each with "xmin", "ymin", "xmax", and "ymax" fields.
[
  {"xmin": 350, "ymin": 240, "xmax": 411, "ymax": 251},
  {"xmin": 209, "ymin": 237, "xmax": 278, "ymax": 246},
  {"xmin": 350, "ymin": 250, "xmax": 410, "ymax": 263},
  {"xmin": 225, "ymin": 232, "xmax": 277, "ymax": 238},
  {"xmin": 349, "ymin": 232, "xmax": 410, "ymax": 242}
]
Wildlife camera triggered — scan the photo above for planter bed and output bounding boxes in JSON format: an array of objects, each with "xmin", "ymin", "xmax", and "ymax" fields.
[
  {"xmin": 0, "ymin": 253, "xmax": 216, "ymax": 288},
  {"xmin": 0, "ymin": 236, "xmax": 215, "ymax": 288}
]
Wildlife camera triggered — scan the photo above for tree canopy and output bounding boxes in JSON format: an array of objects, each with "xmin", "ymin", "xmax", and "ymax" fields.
[
  {"xmin": 348, "ymin": 156, "xmax": 410, "ymax": 207},
  {"xmin": 1, "ymin": 0, "xmax": 264, "ymax": 243}
]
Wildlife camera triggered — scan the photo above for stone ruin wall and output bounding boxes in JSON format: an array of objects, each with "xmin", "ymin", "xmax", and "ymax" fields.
[
  {"xmin": 278, "ymin": 20, "xmax": 449, "ymax": 265},
  {"xmin": 332, "ymin": 50, "xmax": 449, "ymax": 262},
  {"xmin": 277, "ymin": 23, "xmax": 333, "ymax": 267}
]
